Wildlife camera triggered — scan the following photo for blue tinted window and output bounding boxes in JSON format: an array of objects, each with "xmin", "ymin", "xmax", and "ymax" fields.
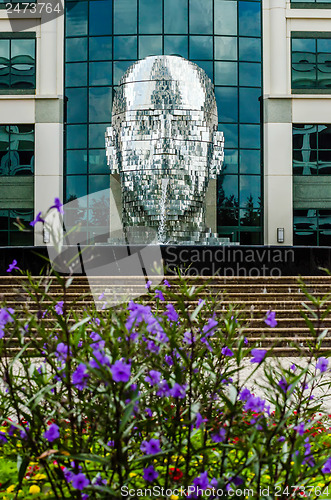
[
  {"xmin": 114, "ymin": 36, "xmax": 137, "ymax": 59},
  {"xmin": 89, "ymin": 62, "xmax": 112, "ymax": 86},
  {"xmin": 89, "ymin": 0, "xmax": 112, "ymax": 35},
  {"xmin": 240, "ymin": 149, "xmax": 260, "ymax": 174},
  {"xmin": 215, "ymin": 0, "xmax": 237, "ymax": 36},
  {"xmin": 113, "ymin": 61, "xmax": 133, "ymax": 85},
  {"xmin": 240, "ymin": 175, "xmax": 261, "ymax": 207},
  {"xmin": 239, "ymin": 2, "xmax": 261, "ymax": 37},
  {"xmin": 139, "ymin": 36, "xmax": 162, "ymax": 58},
  {"xmin": 66, "ymin": 150, "xmax": 88, "ymax": 174},
  {"xmin": 215, "ymin": 37, "xmax": 237, "ymax": 61},
  {"xmin": 239, "ymin": 37, "xmax": 261, "ymax": 61},
  {"xmin": 218, "ymin": 175, "xmax": 239, "ymax": 206},
  {"xmin": 66, "ymin": 63, "xmax": 87, "ymax": 87},
  {"xmin": 292, "ymin": 38, "xmax": 317, "ymax": 90},
  {"xmin": 190, "ymin": 36, "xmax": 213, "ymax": 60},
  {"xmin": 89, "ymin": 124, "xmax": 110, "ymax": 148},
  {"xmin": 66, "ymin": 176, "xmax": 88, "ymax": 202},
  {"xmin": 215, "ymin": 62, "xmax": 237, "ymax": 86},
  {"xmin": 66, "ymin": 38, "xmax": 88, "ymax": 62},
  {"xmin": 89, "ymin": 87, "xmax": 112, "ymax": 122},
  {"xmin": 239, "ymin": 88, "xmax": 260, "ymax": 123},
  {"xmin": 0, "ymin": 37, "xmax": 36, "ymax": 90},
  {"xmin": 89, "ymin": 37, "xmax": 112, "ymax": 61},
  {"xmin": 164, "ymin": 0, "xmax": 188, "ymax": 34},
  {"xmin": 164, "ymin": 36, "xmax": 188, "ymax": 58},
  {"xmin": 66, "ymin": 1, "xmax": 88, "ymax": 36},
  {"xmin": 215, "ymin": 87, "xmax": 238, "ymax": 123},
  {"xmin": 89, "ymin": 150, "xmax": 109, "ymax": 173},
  {"xmin": 114, "ymin": 0, "xmax": 137, "ymax": 34},
  {"xmin": 66, "ymin": 125, "xmax": 87, "ymax": 149},
  {"xmin": 66, "ymin": 88, "xmax": 88, "ymax": 123},
  {"xmin": 223, "ymin": 149, "xmax": 239, "ymax": 174},
  {"xmin": 189, "ymin": 0, "xmax": 212, "ymax": 34},
  {"xmin": 240, "ymin": 124, "xmax": 260, "ymax": 148},
  {"xmin": 219, "ymin": 124, "xmax": 238, "ymax": 148},
  {"xmin": 192, "ymin": 60, "xmax": 213, "ymax": 80},
  {"xmin": 89, "ymin": 175, "xmax": 110, "ymax": 194},
  {"xmin": 239, "ymin": 62, "xmax": 261, "ymax": 86},
  {"xmin": 139, "ymin": 0, "xmax": 162, "ymax": 34}
]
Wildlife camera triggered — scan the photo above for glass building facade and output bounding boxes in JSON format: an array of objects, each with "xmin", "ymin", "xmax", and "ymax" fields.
[{"xmin": 64, "ymin": 0, "xmax": 263, "ymax": 244}]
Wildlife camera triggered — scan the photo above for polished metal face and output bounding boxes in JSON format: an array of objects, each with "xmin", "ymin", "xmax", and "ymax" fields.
[{"xmin": 106, "ymin": 55, "xmax": 224, "ymax": 244}]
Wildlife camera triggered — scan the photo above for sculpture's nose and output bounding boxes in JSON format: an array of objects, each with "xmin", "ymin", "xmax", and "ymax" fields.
[{"xmin": 154, "ymin": 115, "xmax": 175, "ymax": 156}]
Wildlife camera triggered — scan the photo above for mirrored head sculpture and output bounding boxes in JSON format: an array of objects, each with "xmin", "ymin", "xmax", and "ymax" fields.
[{"xmin": 106, "ymin": 55, "xmax": 224, "ymax": 244}]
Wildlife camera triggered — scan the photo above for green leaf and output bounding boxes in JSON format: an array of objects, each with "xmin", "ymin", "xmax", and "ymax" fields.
[{"xmin": 69, "ymin": 316, "xmax": 91, "ymax": 333}]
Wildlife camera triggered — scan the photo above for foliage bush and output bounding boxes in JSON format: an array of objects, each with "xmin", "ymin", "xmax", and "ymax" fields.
[{"xmin": 0, "ymin": 265, "xmax": 331, "ymax": 499}]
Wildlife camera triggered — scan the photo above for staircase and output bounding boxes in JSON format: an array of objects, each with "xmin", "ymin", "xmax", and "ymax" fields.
[{"xmin": 1, "ymin": 275, "xmax": 331, "ymax": 356}]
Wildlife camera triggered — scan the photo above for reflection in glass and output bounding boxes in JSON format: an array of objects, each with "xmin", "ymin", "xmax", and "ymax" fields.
[
  {"xmin": 219, "ymin": 124, "xmax": 238, "ymax": 148},
  {"xmin": 66, "ymin": 38, "xmax": 88, "ymax": 62},
  {"xmin": 66, "ymin": 88, "xmax": 88, "ymax": 123},
  {"xmin": 89, "ymin": 87, "xmax": 112, "ymax": 123},
  {"xmin": 66, "ymin": 175, "xmax": 88, "ymax": 202},
  {"xmin": 114, "ymin": 0, "xmax": 137, "ymax": 34},
  {"xmin": 139, "ymin": 36, "xmax": 162, "ymax": 58},
  {"xmin": 66, "ymin": 125, "xmax": 87, "ymax": 149},
  {"xmin": 191, "ymin": 60, "xmax": 213, "ymax": 81},
  {"xmin": 239, "ymin": 62, "xmax": 261, "ymax": 86},
  {"xmin": 218, "ymin": 175, "xmax": 239, "ymax": 207},
  {"xmin": 292, "ymin": 38, "xmax": 316, "ymax": 89},
  {"xmin": 239, "ymin": 2, "xmax": 261, "ymax": 37},
  {"xmin": 89, "ymin": 124, "xmax": 111, "ymax": 149},
  {"xmin": 239, "ymin": 38, "xmax": 261, "ymax": 62},
  {"xmin": 0, "ymin": 125, "xmax": 34, "ymax": 176},
  {"xmin": 164, "ymin": 36, "xmax": 188, "ymax": 58},
  {"xmin": 164, "ymin": 0, "xmax": 188, "ymax": 34},
  {"xmin": 223, "ymin": 149, "xmax": 238, "ymax": 174},
  {"xmin": 190, "ymin": 0, "xmax": 212, "ymax": 34},
  {"xmin": 113, "ymin": 61, "xmax": 133, "ymax": 85},
  {"xmin": 89, "ymin": 150, "xmax": 109, "ymax": 174},
  {"xmin": 240, "ymin": 208, "xmax": 261, "ymax": 226},
  {"xmin": 66, "ymin": 150, "xmax": 88, "ymax": 174},
  {"xmin": 239, "ymin": 88, "xmax": 260, "ymax": 124},
  {"xmin": 215, "ymin": 37, "xmax": 237, "ymax": 61},
  {"xmin": 66, "ymin": 1, "xmax": 88, "ymax": 36},
  {"xmin": 89, "ymin": 0, "xmax": 112, "ymax": 36},
  {"xmin": 114, "ymin": 36, "xmax": 137, "ymax": 60},
  {"xmin": 88, "ymin": 174, "xmax": 110, "ymax": 194},
  {"xmin": 240, "ymin": 149, "xmax": 260, "ymax": 174},
  {"xmin": 240, "ymin": 175, "xmax": 261, "ymax": 207},
  {"xmin": 66, "ymin": 63, "xmax": 87, "ymax": 87},
  {"xmin": 89, "ymin": 62, "xmax": 112, "ymax": 86},
  {"xmin": 189, "ymin": 36, "xmax": 213, "ymax": 60},
  {"xmin": 240, "ymin": 124, "xmax": 260, "ymax": 149},
  {"xmin": 89, "ymin": 37, "xmax": 112, "ymax": 61},
  {"xmin": 215, "ymin": 0, "xmax": 237, "ymax": 36},
  {"xmin": 215, "ymin": 62, "xmax": 237, "ymax": 86},
  {"xmin": 317, "ymin": 125, "xmax": 331, "ymax": 148},
  {"xmin": 139, "ymin": 0, "xmax": 162, "ymax": 34},
  {"xmin": 215, "ymin": 87, "xmax": 238, "ymax": 123}
]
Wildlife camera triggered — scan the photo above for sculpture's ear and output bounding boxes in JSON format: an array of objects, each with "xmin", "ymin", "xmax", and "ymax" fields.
[
  {"xmin": 209, "ymin": 130, "xmax": 224, "ymax": 179},
  {"xmin": 105, "ymin": 126, "xmax": 120, "ymax": 174}
]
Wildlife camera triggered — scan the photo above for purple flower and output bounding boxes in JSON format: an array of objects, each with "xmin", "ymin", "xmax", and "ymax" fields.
[
  {"xmin": 193, "ymin": 471, "xmax": 210, "ymax": 490},
  {"xmin": 221, "ymin": 346, "xmax": 234, "ymax": 357},
  {"xmin": 170, "ymin": 383, "xmax": 187, "ymax": 399},
  {"xmin": 6, "ymin": 259, "xmax": 20, "ymax": 273},
  {"xmin": 239, "ymin": 388, "xmax": 251, "ymax": 401},
  {"xmin": 195, "ymin": 412, "xmax": 207, "ymax": 429},
  {"xmin": 202, "ymin": 317, "xmax": 218, "ymax": 336},
  {"xmin": 0, "ymin": 307, "xmax": 14, "ymax": 338},
  {"xmin": 90, "ymin": 349, "xmax": 110, "ymax": 368},
  {"xmin": 110, "ymin": 360, "xmax": 131, "ymax": 383},
  {"xmin": 265, "ymin": 310, "xmax": 277, "ymax": 327},
  {"xmin": 140, "ymin": 438, "xmax": 161, "ymax": 455},
  {"xmin": 145, "ymin": 370, "xmax": 161, "ymax": 386},
  {"xmin": 55, "ymin": 301, "xmax": 64, "ymax": 315},
  {"xmin": 290, "ymin": 364, "xmax": 297, "ymax": 372},
  {"xmin": 164, "ymin": 354, "xmax": 173, "ymax": 366},
  {"xmin": 155, "ymin": 289, "xmax": 165, "ymax": 301},
  {"xmin": 156, "ymin": 380, "xmax": 170, "ymax": 397},
  {"xmin": 211, "ymin": 427, "xmax": 226, "ymax": 443},
  {"xmin": 0, "ymin": 431, "xmax": 7, "ymax": 443},
  {"xmin": 43, "ymin": 423, "xmax": 60, "ymax": 442},
  {"xmin": 316, "ymin": 357, "xmax": 329, "ymax": 373},
  {"xmin": 145, "ymin": 280, "xmax": 152, "ymax": 289},
  {"xmin": 322, "ymin": 457, "xmax": 331, "ymax": 474},
  {"xmin": 250, "ymin": 349, "xmax": 267, "ymax": 363},
  {"xmin": 50, "ymin": 197, "xmax": 64, "ymax": 215},
  {"xmin": 164, "ymin": 279, "xmax": 171, "ymax": 287},
  {"xmin": 278, "ymin": 436, "xmax": 285, "ymax": 442},
  {"xmin": 125, "ymin": 302, "xmax": 152, "ymax": 330},
  {"xmin": 183, "ymin": 331, "xmax": 196, "ymax": 345},
  {"xmin": 165, "ymin": 304, "xmax": 178, "ymax": 322},
  {"xmin": 72, "ymin": 363, "xmax": 89, "ymax": 390},
  {"xmin": 93, "ymin": 474, "xmax": 107, "ymax": 486},
  {"xmin": 72, "ymin": 472, "xmax": 90, "ymax": 490},
  {"xmin": 145, "ymin": 408, "xmax": 152, "ymax": 417},
  {"xmin": 56, "ymin": 342, "xmax": 70, "ymax": 361},
  {"xmin": 244, "ymin": 395, "xmax": 265, "ymax": 413},
  {"xmin": 30, "ymin": 211, "xmax": 45, "ymax": 226},
  {"xmin": 294, "ymin": 422, "xmax": 305, "ymax": 436},
  {"xmin": 278, "ymin": 377, "xmax": 291, "ymax": 393},
  {"xmin": 143, "ymin": 465, "xmax": 159, "ymax": 482}
]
